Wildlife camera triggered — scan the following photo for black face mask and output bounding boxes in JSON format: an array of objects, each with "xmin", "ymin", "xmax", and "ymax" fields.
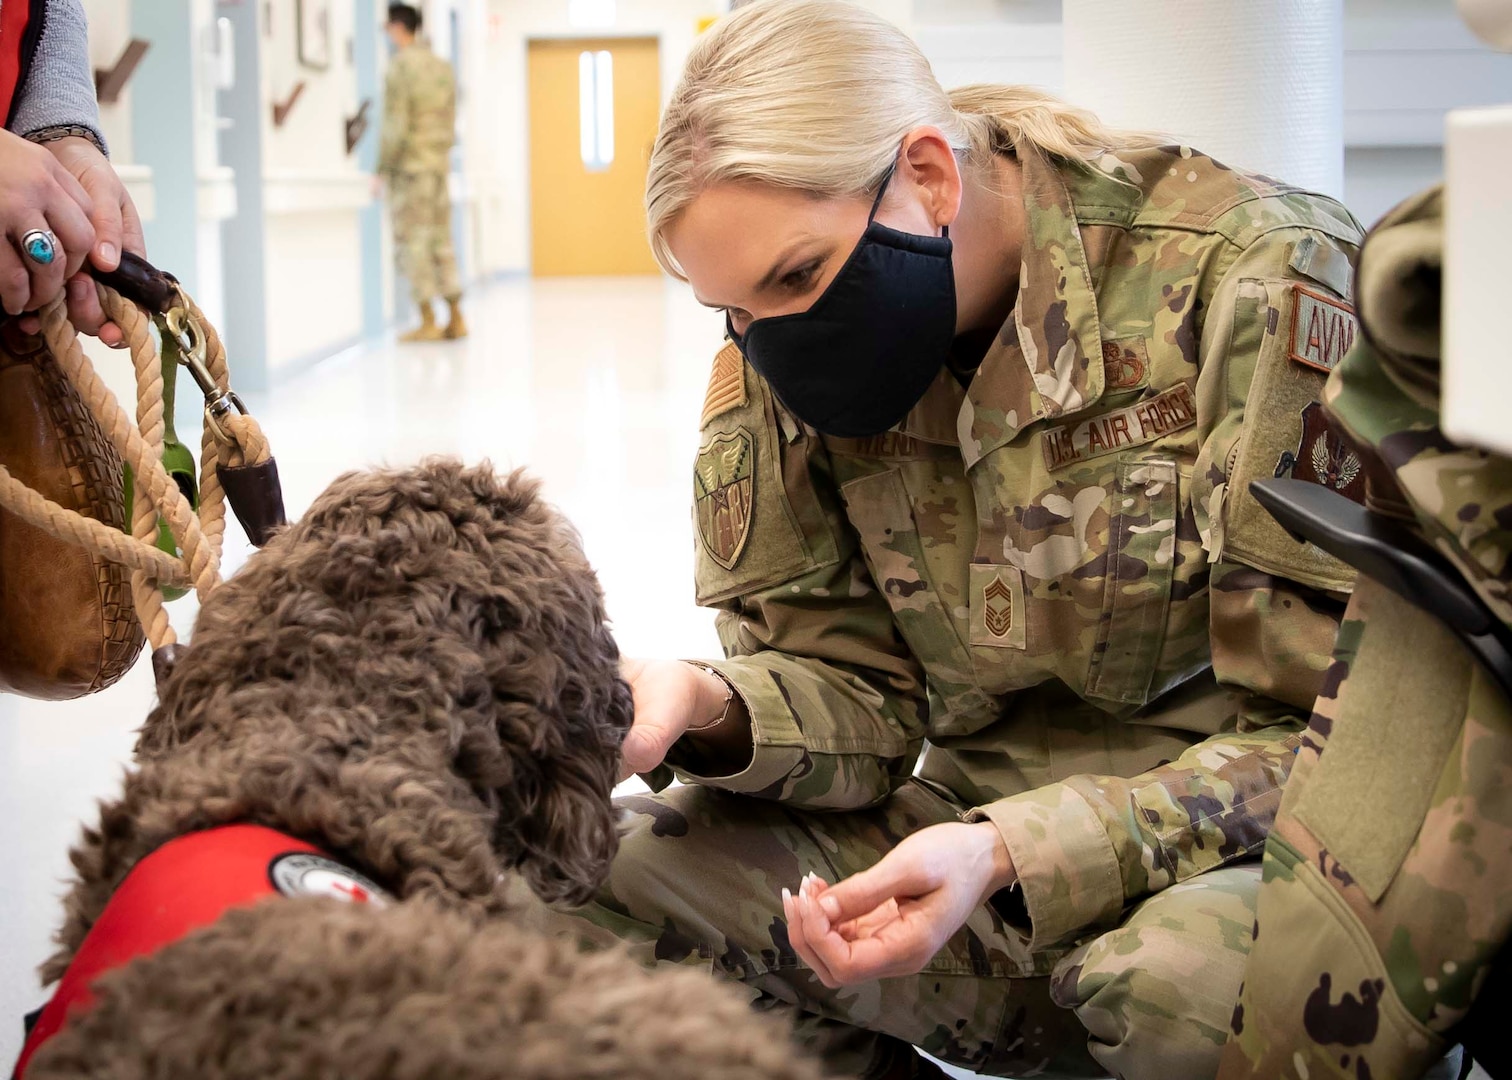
[{"xmin": 726, "ymin": 168, "xmax": 957, "ymax": 438}]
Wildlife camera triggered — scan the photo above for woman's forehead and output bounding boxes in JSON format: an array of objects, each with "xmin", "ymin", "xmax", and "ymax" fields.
[{"xmin": 669, "ymin": 183, "xmax": 863, "ymax": 299}]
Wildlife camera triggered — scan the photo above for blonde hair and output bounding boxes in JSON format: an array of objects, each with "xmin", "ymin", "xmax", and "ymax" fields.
[{"xmin": 646, "ymin": 0, "xmax": 1159, "ymax": 279}]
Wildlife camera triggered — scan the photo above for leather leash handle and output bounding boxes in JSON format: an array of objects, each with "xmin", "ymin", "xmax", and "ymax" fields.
[{"xmin": 88, "ymin": 250, "xmax": 179, "ymax": 316}]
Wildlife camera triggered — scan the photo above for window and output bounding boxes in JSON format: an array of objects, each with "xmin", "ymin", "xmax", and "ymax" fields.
[{"xmin": 579, "ymin": 50, "xmax": 614, "ymax": 172}]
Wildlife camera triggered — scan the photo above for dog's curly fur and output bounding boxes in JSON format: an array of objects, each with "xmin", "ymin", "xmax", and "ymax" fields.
[
  {"xmin": 43, "ymin": 460, "xmax": 635, "ymax": 983},
  {"xmin": 27, "ymin": 898, "xmax": 824, "ymax": 1080}
]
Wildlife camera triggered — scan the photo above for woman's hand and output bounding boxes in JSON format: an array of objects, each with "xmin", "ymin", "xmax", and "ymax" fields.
[
  {"xmin": 782, "ymin": 821, "xmax": 1016, "ymax": 987},
  {"xmin": 15, "ymin": 135, "xmax": 147, "ymax": 346},
  {"xmin": 618, "ymin": 658, "xmax": 731, "ymax": 780},
  {"xmin": 0, "ymin": 129, "xmax": 95, "ymax": 321}
]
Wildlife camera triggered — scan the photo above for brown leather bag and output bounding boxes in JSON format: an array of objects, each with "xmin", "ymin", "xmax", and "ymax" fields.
[{"xmin": 0, "ymin": 318, "xmax": 144, "ymax": 698}]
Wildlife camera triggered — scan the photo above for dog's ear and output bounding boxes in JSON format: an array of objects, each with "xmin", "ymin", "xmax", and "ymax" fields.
[{"xmin": 493, "ymin": 667, "xmax": 633, "ymax": 906}]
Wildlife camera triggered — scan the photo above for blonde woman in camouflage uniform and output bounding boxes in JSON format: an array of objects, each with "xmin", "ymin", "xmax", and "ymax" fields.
[
  {"xmin": 558, "ymin": 3, "xmax": 1367, "ymax": 1077},
  {"xmin": 377, "ymin": 3, "xmax": 464, "ymax": 342}
]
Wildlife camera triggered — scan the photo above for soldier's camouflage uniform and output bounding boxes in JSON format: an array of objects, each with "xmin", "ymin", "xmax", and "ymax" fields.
[
  {"xmin": 1219, "ymin": 187, "xmax": 1512, "ymax": 1079},
  {"xmin": 550, "ymin": 146, "xmax": 1366, "ymax": 1079},
  {"xmin": 377, "ymin": 40, "xmax": 461, "ymax": 306}
]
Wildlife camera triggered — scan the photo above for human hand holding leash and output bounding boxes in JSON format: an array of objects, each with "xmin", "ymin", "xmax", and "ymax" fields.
[
  {"xmin": 13, "ymin": 135, "xmax": 147, "ymax": 346},
  {"xmin": 0, "ymin": 129, "xmax": 94, "ymax": 321},
  {"xmin": 782, "ymin": 821, "xmax": 1017, "ymax": 987}
]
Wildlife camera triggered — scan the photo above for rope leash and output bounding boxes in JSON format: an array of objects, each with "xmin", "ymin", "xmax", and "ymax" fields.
[{"xmin": 0, "ymin": 264, "xmax": 279, "ymax": 655}]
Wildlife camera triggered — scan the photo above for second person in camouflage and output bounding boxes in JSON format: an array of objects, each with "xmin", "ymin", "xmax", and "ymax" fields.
[
  {"xmin": 377, "ymin": 4, "xmax": 464, "ymax": 342},
  {"xmin": 539, "ymin": 3, "xmax": 1365, "ymax": 1078}
]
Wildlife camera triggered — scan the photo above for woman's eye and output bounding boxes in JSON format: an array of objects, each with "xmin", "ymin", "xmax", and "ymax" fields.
[{"xmin": 780, "ymin": 263, "xmax": 821, "ymax": 292}]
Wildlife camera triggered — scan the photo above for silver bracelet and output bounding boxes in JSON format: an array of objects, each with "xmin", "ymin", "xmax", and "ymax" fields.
[
  {"xmin": 682, "ymin": 661, "xmax": 735, "ymax": 732},
  {"xmin": 24, "ymin": 125, "xmax": 107, "ymax": 155}
]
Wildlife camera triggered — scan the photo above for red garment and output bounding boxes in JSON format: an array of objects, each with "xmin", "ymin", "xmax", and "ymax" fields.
[
  {"xmin": 14, "ymin": 824, "xmax": 388, "ymax": 1077},
  {"xmin": 0, "ymin": 0, "xmax": 43, "ymax": 130}
]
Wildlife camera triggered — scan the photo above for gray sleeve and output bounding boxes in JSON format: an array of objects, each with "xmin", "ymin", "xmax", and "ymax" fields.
[{"xmin": 9, "ymin": 0, "xmax": 109, "ymax": 156}]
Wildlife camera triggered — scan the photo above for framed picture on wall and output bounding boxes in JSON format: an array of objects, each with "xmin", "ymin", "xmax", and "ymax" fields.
[{"xmin": 297, "ymin": 0, "xmax": 332, "ymax": 70}]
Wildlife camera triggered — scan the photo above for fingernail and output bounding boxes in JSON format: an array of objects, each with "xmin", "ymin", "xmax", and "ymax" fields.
[
  {"xmin": 781, "ymin": 887, "xmax": 792, "ymax": 911},
  {"xmin": 819, "ymin": 895, "xmax": 840, "ymax": 918},
  {"xmin": 98, "ymin": 242, "xmax": 117, "ymax": 267}
]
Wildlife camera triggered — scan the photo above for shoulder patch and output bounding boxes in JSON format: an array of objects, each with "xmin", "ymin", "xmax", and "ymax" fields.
[
  {"xmin": 1289, "ymin": 286, "xmax": 1357, "ymax": 374},
  {"xmin": 701, "ymin": 342, "xmax": 747, "ymax": 428},
  {"xmin": 1275, "ymin": 401, "xmax": 1366, "ymax": 505},
  {"xmin": 694, "ymin": 429, "xmax": 755, "ymax": 570}
]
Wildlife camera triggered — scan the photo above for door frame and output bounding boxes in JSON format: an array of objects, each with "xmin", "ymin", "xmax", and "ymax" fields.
[{"xmin": 523, "ymin": 32, "xmax": 663, "ymax": 276}]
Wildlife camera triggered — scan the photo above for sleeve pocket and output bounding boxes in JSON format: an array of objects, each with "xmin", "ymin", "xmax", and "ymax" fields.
[
  {"xmin": 694, "ymin": 379, "xmax": 838, "ymax": 606},
  {"xmin": 1219, "ymin": 278, "xmax": 1359, "ymax": 594}
]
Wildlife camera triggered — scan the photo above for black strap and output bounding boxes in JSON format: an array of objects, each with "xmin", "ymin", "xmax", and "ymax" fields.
[
  {"xmin": 1249, "ymin": 478, "xmax": 1512, "ymax": 701},
  {"xmin": 88, "ymin": 251, "xmax": 179, "ymax": 316}
]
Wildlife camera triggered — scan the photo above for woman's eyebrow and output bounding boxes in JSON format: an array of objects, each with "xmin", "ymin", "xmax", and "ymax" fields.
[
  {"xmin": 691, "ymin": 237, "xmax": 828, "ymax": 309},
  {"xmin": 755, "ymin": 238, "xmax": 826, "ymax": 291}
]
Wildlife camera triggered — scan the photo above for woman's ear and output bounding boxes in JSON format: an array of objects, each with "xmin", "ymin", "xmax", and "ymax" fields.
[{"xmin": 899, "ymin": 126, "xmax": 964, "ymax": 232}]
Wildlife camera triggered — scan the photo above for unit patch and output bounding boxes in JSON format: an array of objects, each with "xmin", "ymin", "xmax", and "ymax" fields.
[
  {"xmin": 268, "ymin": 852, "xmax": 390, "ymax": 906},
  {"xmin": 1042, "ymin": 383, "xmax": 1197, "ymax": 472},
  {"xmin": 1101, "ymin": 337, "xmax": 1149, "ymax": 391},
  {"xmin": 1275, "ymin": 401, "xmax": 1366, "ymax": 504},
  {"xmin": 695, "ymin": 430, "xmax": 755, "ymax": 570},
  {"xmin": 701, "ymin": 341, "xmax": 747, "ymax": 428},
  {"xmin": 1289, "ymin": 285, "xmax": 1357, "ymax": 373}
]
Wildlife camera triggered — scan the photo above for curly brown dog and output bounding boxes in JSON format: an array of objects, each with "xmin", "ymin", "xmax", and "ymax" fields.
[
  {"xmin": 19, "ymin": 459, "xmax": 820, "ymax": 1079},
  {"xmin": 27, "ymin": 898, "xmax": 822, "ymax": 1079}
]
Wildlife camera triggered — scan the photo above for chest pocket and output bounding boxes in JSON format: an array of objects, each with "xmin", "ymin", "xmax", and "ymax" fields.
[
  {"xmin": 839, "ymin": 468, "xmax": 998, "ymax": 736},
  {"xmin": 968, "ymin": 452, "xmax": 1182, "ymax": 710}
]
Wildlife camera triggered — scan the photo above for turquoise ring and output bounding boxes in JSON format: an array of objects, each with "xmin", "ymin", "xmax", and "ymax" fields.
[{"xmin": 20, "ymin": 229, "xmax": 57, "ymax": 266}]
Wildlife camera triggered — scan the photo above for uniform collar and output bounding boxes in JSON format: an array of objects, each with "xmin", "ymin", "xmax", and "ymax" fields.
[{"xmin": 901, "ymin": 151, "xmax": 1109, "ymax": 469}]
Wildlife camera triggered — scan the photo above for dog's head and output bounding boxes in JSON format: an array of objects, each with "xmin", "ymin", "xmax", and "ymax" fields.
[{"xmin": 144, "ymin": 460, "xmax": 633, "ymax": 906}]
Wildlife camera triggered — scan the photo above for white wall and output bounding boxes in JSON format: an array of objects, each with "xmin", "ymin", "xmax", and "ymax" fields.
[
  {"xmin": 259, "ymin": 0, "xmax": 370, "ymax": 374},
  {"xmin": 914, "ymin": 0, "xmax": 1512, "ymax": 228}
]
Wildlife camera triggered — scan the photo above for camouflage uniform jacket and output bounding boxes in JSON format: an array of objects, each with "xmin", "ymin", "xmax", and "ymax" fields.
[
  {"xmin": 1221, "ymin": 185, "xmax": 1512, "ymax": 1078},
  {"xmin": 680, "ymin": 145, "xmax": 1363, "ymax": 953},
  {"xmin": 377, "ymin": 41, "xmax": 455, "ymax": 176}
]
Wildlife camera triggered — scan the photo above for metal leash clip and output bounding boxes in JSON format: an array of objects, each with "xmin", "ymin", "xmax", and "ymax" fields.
[{"xmin": 160, "ymin": 288, "xmax": 247, "ymax": 446}]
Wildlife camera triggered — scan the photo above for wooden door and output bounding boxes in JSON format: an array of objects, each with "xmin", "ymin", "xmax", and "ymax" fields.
[{"xmin": 528, "ymin": 37, "xmax": 661, "ymax": 276}]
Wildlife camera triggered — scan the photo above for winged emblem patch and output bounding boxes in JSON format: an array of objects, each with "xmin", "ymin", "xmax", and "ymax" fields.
[{"xmin": 1275, "ymin": 401, "xmax": 1367, "ymax": 505}]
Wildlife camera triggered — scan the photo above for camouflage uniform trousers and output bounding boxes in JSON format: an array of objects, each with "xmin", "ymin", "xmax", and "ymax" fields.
[
  {"xmin": 531, "ymin": 779, "xmax": 1266, "ymax": 1080},
  {"xmin": 388, "ymin": 169, "xmax": 461, "ymax": 307}
]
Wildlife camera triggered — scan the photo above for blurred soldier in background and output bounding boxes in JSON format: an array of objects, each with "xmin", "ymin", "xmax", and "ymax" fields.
[{"xmin": 376, "ymin": 3, "xmax": 465, "ymax": 343}]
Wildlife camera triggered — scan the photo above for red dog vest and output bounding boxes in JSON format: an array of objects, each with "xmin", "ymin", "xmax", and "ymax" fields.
[
  {"xmin": 0, "ymin": 0, "xmax": 46, "ymax": 129},
  {"xmin": 14, "ymin": 824, "xmax": 388, "ymax": 1077}
]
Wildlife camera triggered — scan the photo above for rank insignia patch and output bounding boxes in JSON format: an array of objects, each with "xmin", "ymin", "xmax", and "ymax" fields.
[
  {"xmin": 969, "ymin": 564, "xmax": 1026, "ymax": 650},
  {"xmin": 1275, "ymin": 401, "xmax": 1366, "ymax": 504},
  {"xmin": 983, "ymin": 575, "xmax": 1015, "ymax": 638},
  {"xmin": 695, "ymin": 430, "xmax": 755, "ymax": 570},
  {"xmin": 1289, "ymin": 285, "xmax": 1357, "ymax": 373}
]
